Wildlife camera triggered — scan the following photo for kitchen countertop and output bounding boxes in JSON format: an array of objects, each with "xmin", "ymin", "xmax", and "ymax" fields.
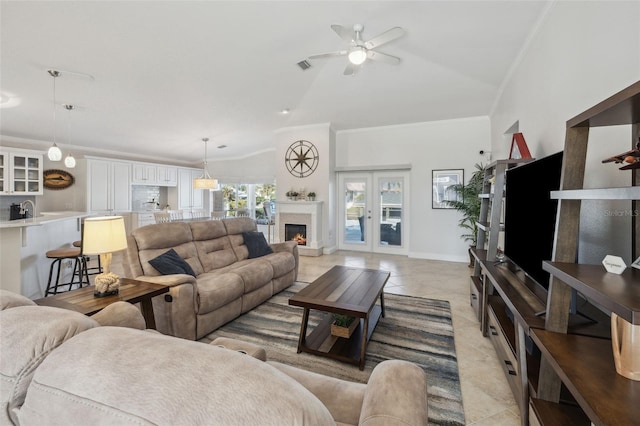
[{"xmin": 0, "ymin": 211, "xmax": 92, "ymax": 229}]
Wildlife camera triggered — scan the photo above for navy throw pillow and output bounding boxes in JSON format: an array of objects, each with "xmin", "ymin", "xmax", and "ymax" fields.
[
  {"xmin": 243, "ymin": 232, "xmax": 273, "ymax": 259},
  {"xmin": 149, "ymin": 249, "xmax": 196, "ymax": 277}
]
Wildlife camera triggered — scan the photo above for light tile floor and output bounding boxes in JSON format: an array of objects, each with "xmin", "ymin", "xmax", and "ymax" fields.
[{"xmin": 114, "ymin": 250, "xmax": 520, "ymax": 425}]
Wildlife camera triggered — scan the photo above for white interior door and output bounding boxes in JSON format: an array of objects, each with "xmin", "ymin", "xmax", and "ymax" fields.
[{"xmin": 338, "ymin": 171, "xmax": 409, "ymax": 254}]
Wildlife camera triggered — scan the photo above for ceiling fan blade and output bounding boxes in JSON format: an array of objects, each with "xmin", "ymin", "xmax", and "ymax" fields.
[
  {"xmin": 364, "ymin": 27, "xmax": 405, "ymax": 49},
  {"xmin": 343, "ymin": 62, "xmax": 362, "ymax": 76},
  {"xmin": 331, "ymin": 24, "xmax": 355, "ymax": 43},
  {"xmin": 308, "ymin": 50, "xmax": 348, "ymax": 60},
  {"xmin": 367, "ymin": 50, "xmax": 401, "ymax": 65}
]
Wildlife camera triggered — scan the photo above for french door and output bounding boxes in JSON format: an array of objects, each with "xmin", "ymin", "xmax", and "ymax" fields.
[{"xmin": 337, "ymin": 171, "xmax": 409, "ymax": 254}]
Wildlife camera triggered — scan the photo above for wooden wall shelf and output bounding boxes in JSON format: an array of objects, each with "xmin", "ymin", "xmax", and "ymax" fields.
[{"xmin": 531, "ymin": 329, "xmax": 640, "ymax": 425}]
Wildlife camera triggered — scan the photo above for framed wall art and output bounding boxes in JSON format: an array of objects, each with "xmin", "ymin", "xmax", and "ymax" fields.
[{"xmin": 432, "ymin": 169, "xmax": 463, "ymax": 209}]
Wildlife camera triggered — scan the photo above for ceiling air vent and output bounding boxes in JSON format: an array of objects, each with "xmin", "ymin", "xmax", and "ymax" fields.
[{"xmin": 297, "ymin": 60, "xmax": 311, "ymax": 71}]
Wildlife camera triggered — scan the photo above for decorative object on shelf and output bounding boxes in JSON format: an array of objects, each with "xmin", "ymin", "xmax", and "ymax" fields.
[
  {"xmin": 285, "ymin": 190, "xmax": 299, "ymax": 201},
  {"xmin": 82, "ymin": 216, "xmax": 127, "ymax": 297},
  {"xmin": 193, "ymin": 137, "xmax": 218, "ymax": 189},
  {"xmin": 63, "ymin": 104, "xmax": 76, "ymax": 168},
  {"xmin": 46, "ymin": 70, "xmax": 62, "ymax": 162},
  {"xmin": 602, "ymin": 254, "xmax": 627, "ymax": 274},
  {"xmin": 43, "ymin": 169, "xmax": 75, "ymax": 190},
  {"xmin": 285, "ymin": 140, "xmax": 319, "ymax": 178},
  {"xmin": 611, "ymin": 313, "xmax": 640, "ymax": 381},
  {"xmin": 331, "ymin": 314, "xmax": 357, "ymax": 338},
  {"xmin": 508, "ymin": 132, "xmax": 532, "ymax": 159},
  {"xmin": 432, "ymin": 169, "xmax": 464, "ymax": 209},
  {"xmin": 307, "ymin": 192, "xmax": 316, "ymax": 201},
  {"xmin": 602, "ymin": 140, "xmax": 640, "ymax": 170}
]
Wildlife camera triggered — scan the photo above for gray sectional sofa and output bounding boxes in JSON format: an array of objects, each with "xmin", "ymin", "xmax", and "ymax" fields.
[{"xmin": 125, "ymin": 217, "xmax": 299, "ymax": 340}]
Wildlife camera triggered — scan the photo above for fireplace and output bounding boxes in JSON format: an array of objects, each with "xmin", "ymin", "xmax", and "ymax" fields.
[
  {"xmin": 285, "ymin": 224, "xmax": 307, "ymax": 245},
  {"xmin": 278, "ymin": 201, "xmax": 323, "ymax": 256}
]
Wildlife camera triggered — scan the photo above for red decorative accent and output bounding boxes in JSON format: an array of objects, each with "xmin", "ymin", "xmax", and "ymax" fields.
[{"xmin": 509, "ymin": 133, "xmax": 532, "ymax": 159}]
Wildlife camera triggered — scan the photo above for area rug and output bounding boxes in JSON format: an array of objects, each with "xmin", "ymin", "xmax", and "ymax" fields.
[{"xmin": 201, "ymin": 283, "xmax": 465, "ymax": 426}]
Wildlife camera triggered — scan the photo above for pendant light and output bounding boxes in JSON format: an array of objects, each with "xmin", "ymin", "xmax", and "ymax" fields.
[
  {"xmin": 63, "ymin": 104, "xmax": 76, "ymax": 168},
  {"xmin": 47, "ymin": 70, "xmax": 62, "ymax": 161},
  {"xmin": 193, "ymin": 137, "xmax": 218, "ymax": 189}
]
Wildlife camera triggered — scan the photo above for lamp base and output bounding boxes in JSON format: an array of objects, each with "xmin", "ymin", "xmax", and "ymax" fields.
[
  {"xmin": 94, "ymin": 289, "xmax": 119, "ymax": 298},
  {"xmin": 93, "ymin": 272, "xmax": 121, "ymax": 298}
]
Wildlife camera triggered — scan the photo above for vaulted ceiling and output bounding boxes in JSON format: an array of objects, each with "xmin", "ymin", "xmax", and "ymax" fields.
[{"xmin": 0, "ymin": 1, "xmax": 548, "ymax": 164}]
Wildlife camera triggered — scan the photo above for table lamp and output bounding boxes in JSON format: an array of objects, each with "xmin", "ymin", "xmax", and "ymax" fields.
[{"xmin": 82, "ymin": 216, "xmax": 127, "ymax": 297}]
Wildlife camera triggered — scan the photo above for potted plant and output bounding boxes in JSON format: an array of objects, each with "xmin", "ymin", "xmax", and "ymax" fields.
[
  {"xmin": 446, "ymin": 163, "xmax": 486, "ymax": 267},
  {"xmin": 331, "ymin": 314, "xmax": 357, "ymax": 338},
  {"xmin": 307, "ymin": 192, "xmax": 316, "ymax": 201},
  {"xmin": 285, "ymin": 190, "xmax": 298, "ymax": 201}
]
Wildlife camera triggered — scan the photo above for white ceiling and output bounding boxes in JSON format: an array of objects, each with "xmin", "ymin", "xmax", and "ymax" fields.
[{"xmin": 0, "ymin": 1, "xmax": 548, "ymax": 165}]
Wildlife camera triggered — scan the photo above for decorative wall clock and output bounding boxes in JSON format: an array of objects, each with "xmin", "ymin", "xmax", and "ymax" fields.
[
  {"xmin": 43, "ymin": 169, "xmax": 75, "ymax": 190},
  {"xmin": 285, "ymin": 140, "xmax": 319, "ymax": 178}
]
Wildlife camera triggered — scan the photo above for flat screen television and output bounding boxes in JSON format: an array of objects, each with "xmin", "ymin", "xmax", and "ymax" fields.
[{"xmin": 504, "ymin": 151, "xmax": 563, "ymax": 289}]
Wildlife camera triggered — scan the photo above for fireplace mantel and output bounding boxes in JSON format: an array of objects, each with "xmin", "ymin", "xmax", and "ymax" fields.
[{"xmin": 277, "ymin": 201, "xmax": 323, "ymax": 256}]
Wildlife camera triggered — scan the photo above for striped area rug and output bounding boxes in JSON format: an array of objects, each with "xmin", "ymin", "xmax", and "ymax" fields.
[{"xmin": 201, "ymin": 283, "xmax": 464, "ymax": 426}]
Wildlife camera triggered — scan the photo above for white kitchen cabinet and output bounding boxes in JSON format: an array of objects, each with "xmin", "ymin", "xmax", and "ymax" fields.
[
  {"xmin": 132, "ymin": 162, "xmax": 177, "ymax": 186},
  {"xmin": 156, "ymin": 165, "xmax": 177, "ymax": 186},
  {"xmin": 131, "ymin": 163, "xmax": 156, "ymax": 185},
  {"xmin": 0, "ymin": 149, "xmax": 43, "ymax": 195},
  {"xmin": 177, "ymin": 168, "xmax": 204, "ymax": 212},
  {"xmin": 87, "ymin": 159, "xmax": 131, "ymax": 213}
]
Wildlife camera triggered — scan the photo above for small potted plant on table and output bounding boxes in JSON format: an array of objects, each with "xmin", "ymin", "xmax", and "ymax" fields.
[
  {"xmin": 331, "ymin": 314, "xmax": 358, "ymax": 338},
  {"xmin": 285, "ymin": 190, "xmax": 299, "ymax": 201},
  {"xmin": 307, "ymin": 192, "xmax": 316, "ymax": 201}
]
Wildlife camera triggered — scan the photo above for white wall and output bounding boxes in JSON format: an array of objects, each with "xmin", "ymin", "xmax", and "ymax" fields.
[
  {"xmin": 208, "ymin": 149, "xmax": 276, "ymax": 184},
  {"xmin": 491, "ymin": 0, "xmax": 640, "ymax": 263},
  {"xmin": 336, "ymin": 116, "xmax": 491, "ymax": 262}
]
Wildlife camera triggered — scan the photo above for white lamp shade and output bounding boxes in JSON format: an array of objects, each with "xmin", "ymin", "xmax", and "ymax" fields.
[
  {"xmin": 48, "ymin": 144, "xmax": 62, "ymax": 161},
  {"xmin": 193, "ymin": 177, "xmax": 218, "ymax": 190},
  {"xmin": 64, "ymin": 154, "xmax": 76, "ymax": 168},
  {"xmin": 82, "ymin": 216, "xmax": 127, "ymax": 255}
]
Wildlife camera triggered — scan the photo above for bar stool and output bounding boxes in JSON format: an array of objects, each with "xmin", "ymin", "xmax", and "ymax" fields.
[
  {"xmin": 73, "ymin": 240, "xmax": 102, "ymax": 276},
  {"xmin": 44, "ymin": 246, "xmax": 90, "ymax": 296}
]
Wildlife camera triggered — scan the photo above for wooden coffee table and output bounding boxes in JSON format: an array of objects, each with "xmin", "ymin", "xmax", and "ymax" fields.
[
  {"xmin": 34, "ymin": 278, "xmax": 169, "ymax": 329},
  {"xmin": 289, "ymin": 265, "xmax": 390, "ymax": 370}
]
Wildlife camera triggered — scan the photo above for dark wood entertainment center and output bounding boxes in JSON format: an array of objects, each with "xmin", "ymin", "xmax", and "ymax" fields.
[{"xmin": 470, "ymin": 80, "xmax": 640, "ymax": 426}]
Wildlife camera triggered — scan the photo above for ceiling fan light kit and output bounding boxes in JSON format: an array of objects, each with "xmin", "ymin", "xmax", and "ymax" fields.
[{"xmin": 308, "ymin": 23, "xmax": 405, "ymax": 75}]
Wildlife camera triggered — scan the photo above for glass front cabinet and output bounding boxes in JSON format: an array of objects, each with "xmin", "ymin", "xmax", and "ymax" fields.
[{"xmin": 0, "ymin": 149, "xmax": 44, "ymax": 195}]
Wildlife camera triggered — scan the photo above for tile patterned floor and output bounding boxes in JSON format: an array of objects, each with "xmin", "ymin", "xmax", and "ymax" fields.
[{"xmin": 114, "ymin": 250, "xmax": 520, "ymax": 425}]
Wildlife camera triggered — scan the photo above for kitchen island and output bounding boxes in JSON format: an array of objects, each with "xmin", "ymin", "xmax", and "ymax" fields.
[{"xmin": 0, "ymin": 212, "xmax": 92, "ymax": 298}]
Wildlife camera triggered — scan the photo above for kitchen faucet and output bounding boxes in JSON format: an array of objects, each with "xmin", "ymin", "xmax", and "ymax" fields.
[{"xmin": 20, "ymin": 200, "xmax": 36, "ymax": 219}]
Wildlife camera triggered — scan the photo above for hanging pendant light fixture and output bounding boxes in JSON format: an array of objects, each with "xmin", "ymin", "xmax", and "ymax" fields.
[
  {"xmin": 63, "ymin": 104, "xmax": 76, "ymax": 168},
  {"xmin": 47, "ymin": 70, "xmax": 62, "ymax": 161},
  {"xmin": 193, "ymin": 137, "xmax": 218, "ymax": 189}
]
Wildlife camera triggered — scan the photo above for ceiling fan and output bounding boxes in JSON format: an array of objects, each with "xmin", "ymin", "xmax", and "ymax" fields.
[{"xmin": 308, "ymin": 24, "xmax": 405, "ymax": 75}]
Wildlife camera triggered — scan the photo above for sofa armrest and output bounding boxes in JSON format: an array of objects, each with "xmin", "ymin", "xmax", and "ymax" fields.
[
  {"xmin": 268, "ymin": 361, "xmax": 365, "ymax": 425},
  {"xmin": 270, "ymin": 240, "xmax": 299, "ymax": 280},
  {"xmin": 133, "ymin": 274, "xmax": 197, "ymax": 287},
  {"xmin": 359, "ymin": 360, "xmax": 428, "ymax": 426},
  {"xmin": 90, "ymin": 301, "xmax": 146, "ymax": 330}
]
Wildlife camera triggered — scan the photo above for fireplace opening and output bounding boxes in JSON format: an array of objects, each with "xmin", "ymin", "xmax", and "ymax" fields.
[{"xmin": 285, "ymin": 224, "xmax": 307, "ymax": 246}]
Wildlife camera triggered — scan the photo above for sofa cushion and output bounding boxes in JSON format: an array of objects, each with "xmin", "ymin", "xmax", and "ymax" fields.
[
  {"xmin": 227, "ymin": 259, "xmax": 274, "ymax": 293},
  {"xmin": 19, "ymin": 327, "xmax": 336, "ymax": 425},
  {"xmin": 243, "ymin": 231, "xmax": 274, "ymax": 259},
  {"xmin": 132, "ymin": 222, "xmax": 205, "ymax": 276},
  {"xmin": 224, "ymin": 217, "xmax": 257, "ymax": 261},
  {"xmin": 149, "ymin": 248, "xmax": 196, "ymax": 277},
  {"xmin": 0, "ymin": 290, "xmax": 36, "ymax": 310},
  {"xmin": 0, "ymin": 306, "xmax": 99, "ymax": 425},
  {"xmin": 195, "ymin": 272, "xmax": 244, "ymax": 313},
  {"xmin": 261, "ymin": 251, "xmax": 297, "ymax": 278}
]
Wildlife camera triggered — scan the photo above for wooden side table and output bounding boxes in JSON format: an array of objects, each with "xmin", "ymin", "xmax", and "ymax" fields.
[{"xmin": 34, "ymin": 278, "xmax": 169, "ymax": 329}]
